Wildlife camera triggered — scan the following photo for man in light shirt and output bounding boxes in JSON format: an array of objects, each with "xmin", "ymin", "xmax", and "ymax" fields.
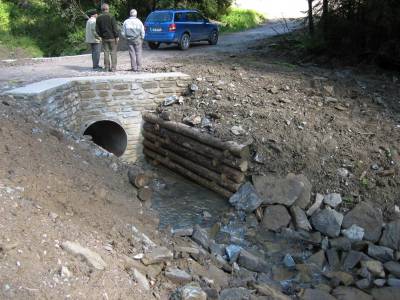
[
  {"xmin": 121, "ymin": 9, "xmax": 145, "ymax": 72},
  {"xmin": 85, "ymin": 9, "xmax": 102, "ymax": 70}
]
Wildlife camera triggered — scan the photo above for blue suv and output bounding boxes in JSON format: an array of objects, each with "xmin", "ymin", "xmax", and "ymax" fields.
[{"xmin": 144, "ymin": 9, "xmax": 219, "ymax": 50}]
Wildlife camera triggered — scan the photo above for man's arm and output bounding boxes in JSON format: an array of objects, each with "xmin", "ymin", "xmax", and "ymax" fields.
[
  {"xmin": 111, "ymin": 16, "xmax": 119, "ymax": 39},
  {"xmin": 92, "ymin": 21, "xmax": 100, "ymax": 40},
  {"xmin": 95, "ymin": 18, "xmax": 101, "ymax": 37},
  {"xmin": 120, "ymin": 20, "xmax": 126, "ymax": 39},
  {"xmin": 140, "ymin": 21, "xmax": 145, "ymax": 39}
]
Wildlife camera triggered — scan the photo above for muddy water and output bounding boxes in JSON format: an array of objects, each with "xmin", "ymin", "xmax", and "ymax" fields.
[{"xmin": 150, "ymin": 167, "xmax": 231, "ymax": 229}]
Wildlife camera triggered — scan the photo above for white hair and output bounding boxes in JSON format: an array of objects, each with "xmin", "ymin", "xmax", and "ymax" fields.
[
  {"xmin": 101, "ymin": 3, "xmax": 109, "ymax": 12},
  {"xmin": 130, "ymin": 9, "xmax": 137, "ymax": 17}
]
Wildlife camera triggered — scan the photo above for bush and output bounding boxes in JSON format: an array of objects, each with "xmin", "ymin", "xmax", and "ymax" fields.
[
  {"xmin": 220, "ymin": 8, "xmax": 265, "ymax": 32},
  {"xmin": 0, "ymin": 2, "xmax": 12, "ymax": 33}
]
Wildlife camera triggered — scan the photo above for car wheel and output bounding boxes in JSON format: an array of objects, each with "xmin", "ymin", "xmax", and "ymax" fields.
[
  {"xmin": 179, "ymin": 33, "xmax": 190, "ymax": 50},
  {"xmin": 208, "ymin": 30, "xmax": 218, "ymax": 45},
  {"xmin": 148, "ymin": 42, "xmax": 160, "ymax": 50}
]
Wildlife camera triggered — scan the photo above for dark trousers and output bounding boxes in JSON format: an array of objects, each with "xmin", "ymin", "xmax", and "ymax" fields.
[
  {"xmin": 90, "ymin": 43, "xmax": 101, "ymax": 68},
  {"xmin": 127, "ymin": 39, "xmax": 143, "ymax": 71},
  {"xmin": 102, "ymin": 39, "xmax": 118, "ymax": 71}
]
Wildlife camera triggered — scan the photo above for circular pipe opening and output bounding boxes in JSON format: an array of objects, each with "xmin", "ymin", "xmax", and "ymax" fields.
[{"xmin": 83, "ymin": 120, "xmax": 127, "ymax": 157}]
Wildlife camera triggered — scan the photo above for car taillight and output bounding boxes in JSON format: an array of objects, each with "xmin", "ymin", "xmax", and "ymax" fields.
[{"xmin": 169, "ymin": 23, "xmax": 176, "ymax": 32}]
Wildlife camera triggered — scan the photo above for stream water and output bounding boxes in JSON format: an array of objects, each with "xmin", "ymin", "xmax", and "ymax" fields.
[{"xmin": 150, "ymin": 167, "xmax": 231, "ymax": 230}]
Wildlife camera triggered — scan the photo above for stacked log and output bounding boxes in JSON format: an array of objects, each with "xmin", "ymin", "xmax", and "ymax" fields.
[{"xmin": 142, "ymin": 113, "xmax": 248, "ymax": 198}]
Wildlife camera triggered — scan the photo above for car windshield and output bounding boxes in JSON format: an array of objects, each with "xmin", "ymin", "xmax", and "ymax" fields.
[{"xmin": 147, "ymin": 12, "xmax": 173, "ymax": 22}]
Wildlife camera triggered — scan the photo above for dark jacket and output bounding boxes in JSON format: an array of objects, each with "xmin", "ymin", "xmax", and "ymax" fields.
[{"xmin": 96, "ymin": 13, "xmax": 119, "ymax": 40}]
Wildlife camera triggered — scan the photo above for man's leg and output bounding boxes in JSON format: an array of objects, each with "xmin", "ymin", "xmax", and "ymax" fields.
[
  {"xmin": 91, "ymin": 43, "xmax": 101, "ymax": 69},
  {"xmin": 103, "ymin": 41, "xmax": 111, "ymax": 71},
  {"xmin": 127, "ymin": 42, "xmax": 137, "ymax": 71},
  {"xmin": 134, "ymin": 40, "xmax": 143, "ymax": 71},
  {"xmin": 110, "ymin": 40, "xmax": 118, "ymax": 71}
]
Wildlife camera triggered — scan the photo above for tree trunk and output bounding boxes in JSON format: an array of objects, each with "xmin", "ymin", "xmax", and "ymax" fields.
[
  {"xmin": 308, "ymin": 0, "xmax": 314, "ymax": 35},
  {"xmin": 322, "ymin": 0, "xmax": 329, "ymax": 34}
]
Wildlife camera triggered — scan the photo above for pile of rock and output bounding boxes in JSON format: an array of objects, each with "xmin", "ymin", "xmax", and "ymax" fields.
[{"xmin": 166, "ymin": 173, "xmax": 400, "ymax": 299}]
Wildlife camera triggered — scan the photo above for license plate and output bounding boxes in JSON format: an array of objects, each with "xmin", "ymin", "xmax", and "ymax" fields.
[{"xmin": 151, "ymin": 27, "xmax": 162, "ymax": 32}]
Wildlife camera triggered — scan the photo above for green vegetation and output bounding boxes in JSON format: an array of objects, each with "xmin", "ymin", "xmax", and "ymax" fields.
[{"xmin": 220, "ymin": 8, "xmax": 265, "ymax": 32}]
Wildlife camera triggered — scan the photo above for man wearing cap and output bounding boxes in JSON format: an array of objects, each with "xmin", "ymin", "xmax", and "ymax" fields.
[
  {"xmin": 96, "ymin": 3, "xmax": 119, "ymax": 72},
  {"xmin": 121, "ymin": 9, "xmax": 145, "ymax": 72},
  {"xmin": 85, "ymin": 9, "xmax": 102, "ymax": 70}
]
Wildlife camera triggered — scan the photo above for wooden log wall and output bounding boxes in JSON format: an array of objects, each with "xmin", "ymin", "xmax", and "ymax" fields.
[{"xmin": 142, "ymin": 113, "xmax": 248, "ymax": 198}]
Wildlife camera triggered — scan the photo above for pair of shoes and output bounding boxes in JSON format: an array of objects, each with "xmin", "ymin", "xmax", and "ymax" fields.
[
  {"xmin": 110, "ymin": 68, "xmax": 116, "ymax": 72},
  {"xmin": 93, "ymin": 66, "xmax": 103, "ymax": 71},
  {"xmin": 129, "ymin": 68, "xmax": 138, "ymax": 72}
]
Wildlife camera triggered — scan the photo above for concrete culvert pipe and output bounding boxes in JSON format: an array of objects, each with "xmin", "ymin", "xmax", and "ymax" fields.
[{"xmin": 83, "ymin": 120, "xmax": 128, "ymax": 157}]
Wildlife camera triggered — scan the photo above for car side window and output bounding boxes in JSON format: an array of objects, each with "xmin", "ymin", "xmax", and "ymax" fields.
[
  {"xmin": 194, "ymin": 13, "xmax": 204, "ymax": 22},
  {"xmin": 186, "ymin": 12, "xmax": 201, "ymax": 22},
  {"xmin": 174, "ymin": 12, "xmax": 186, "ymax": 22}
]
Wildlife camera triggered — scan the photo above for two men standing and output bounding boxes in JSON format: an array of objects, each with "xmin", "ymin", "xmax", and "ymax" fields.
[
  {"xmin": 121, "ymin": 9, "xmax": 145, "ymax": 72},
  {"xmin": 95, "ymin": 3, "xmax": 119, "ymax": 72}
]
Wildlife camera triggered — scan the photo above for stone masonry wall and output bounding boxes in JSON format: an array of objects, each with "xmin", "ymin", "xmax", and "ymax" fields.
[{"xmin": 4, "ymin": 73, "xmax": 191, "ymax": 162}]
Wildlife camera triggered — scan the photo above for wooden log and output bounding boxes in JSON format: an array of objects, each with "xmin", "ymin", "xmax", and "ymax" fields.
[
  {"xmin": 143, "ymin": 148, "xmax": 233, "ymax": 198},
  {"xmin": 143, "ymin": 113, "xmax": 250, "ymax": 158},
  {"xmin": 143, "ymin": 139, "xmax": 241, "ymax": 193},
  {"xmin": 142, "ymin": 130, "xmax": 245, "ymax": 183},
  {"xmin": 143, "ymin": 122, "xmax": 248, "ymax": 172}
]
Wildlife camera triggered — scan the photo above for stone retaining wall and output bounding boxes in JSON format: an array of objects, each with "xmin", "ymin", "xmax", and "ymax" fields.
[{"xmin": 4, "ymin": 73, "xmax": 191, "ymax": 162}]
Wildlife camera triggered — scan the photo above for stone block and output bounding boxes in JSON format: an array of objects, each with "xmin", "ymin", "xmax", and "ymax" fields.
[
  {"xmin": 80, "ymin": 91, "xmax": 97, "ymax": 99},
  {"xmin": 162, "ymin": 88, "xmax": 177, "ymax": 93},
  {"xmin": 98, "ymin": 91, "xmax": 110, "ymax": 97},
  {"xmin": 142, "ymin": 81, "xmax": 159, "ymax": 89},
  {"xmin": 159, "ymin": 81, "xmax": 177, "ymax": 88},
  {"xmin": 112, "ymin": 91, "xmax": 131, "ymax": 97},
  {"xmin": 113, "ymin": 83, "xmax": 130, "ymax": 90},
  {"xmin": 143, "ymin": 88, "xmax": 161, "ymax": 95}
]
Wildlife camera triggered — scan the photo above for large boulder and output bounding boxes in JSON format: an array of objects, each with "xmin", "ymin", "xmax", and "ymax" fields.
[
  {"xmin": 332, "ymin": 287, "xmax": 373, "ymax": 300},
  {"xmin": 380, "ymin": 219, "xmax": 400, "ymax": 251},
  {"xmin": 290, "ymin": 205, "xmax": 312, "ymax": 231},
  {"xmin": 371, "ymin": 287, "xmax": 400, "ymax": 300},
  {"xmin": 229, "ymin": 182, "xmax": 263, "ymax": 213},
  {"xmin": 302, "ymin": 288, "xmax": 336, "ymax": 300},
  {"xmin": 310, "ymin": 208, "xmax": 343, "ymax": 237},
  {"xmin": 262, "ymin": 205, "xmax": 291, "ymax": 232},
  {"xmin": 252, "ymin": 175, "xmax": 305, "ymax": 206},
  {"xmin": 287, "ymin": 173, "xmax": 312, "ymax": 209},
  {"xmin": 342, "ymin": 202, "xmax": 383, "ymax": 242},
  {"xmin": 238, "ymin": 249, "xmax": 268, "ymax": 273},
  {"xmin": 219, "ymin": 287, "xmax": 252, "ymax": 300}
]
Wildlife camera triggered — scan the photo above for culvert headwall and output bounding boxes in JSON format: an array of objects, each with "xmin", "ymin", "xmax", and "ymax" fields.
[{"xmin": 4, "ymin": 73, "xmax": 191, "ymax": 162}]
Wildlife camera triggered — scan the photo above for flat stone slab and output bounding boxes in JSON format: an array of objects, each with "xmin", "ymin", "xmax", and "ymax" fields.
[{"xmin": 4, "ymin": 72, "xmax": 190, "ymax": 96}]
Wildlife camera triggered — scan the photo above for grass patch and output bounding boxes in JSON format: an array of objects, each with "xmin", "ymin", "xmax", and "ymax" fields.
[
  {"xmin": 220, "ymin": 8, "xmax": 266, "ymax": 33},
  {"xmin": 0, "ymin": 32, "xmax": 43, "ymax": 59}
]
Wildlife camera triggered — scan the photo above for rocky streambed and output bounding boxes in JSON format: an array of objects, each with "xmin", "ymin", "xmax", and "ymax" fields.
[{"xmin": 135, "ymin": 168, "xmax": 400, "ymax": 300}]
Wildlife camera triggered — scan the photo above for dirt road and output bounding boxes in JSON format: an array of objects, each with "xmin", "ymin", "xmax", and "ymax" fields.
[{"xmin": 0, "ymin": 21, "xmax": 299, "ymax": 92}]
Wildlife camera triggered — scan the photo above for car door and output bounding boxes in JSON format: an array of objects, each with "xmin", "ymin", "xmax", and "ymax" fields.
[
  {"xmin": 186, "ymin": 12, "xmax": 201, "ymax": 41},
  {"xmin": 194, "ymin": 12, "xmax": 210, "ymax": 40}
]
